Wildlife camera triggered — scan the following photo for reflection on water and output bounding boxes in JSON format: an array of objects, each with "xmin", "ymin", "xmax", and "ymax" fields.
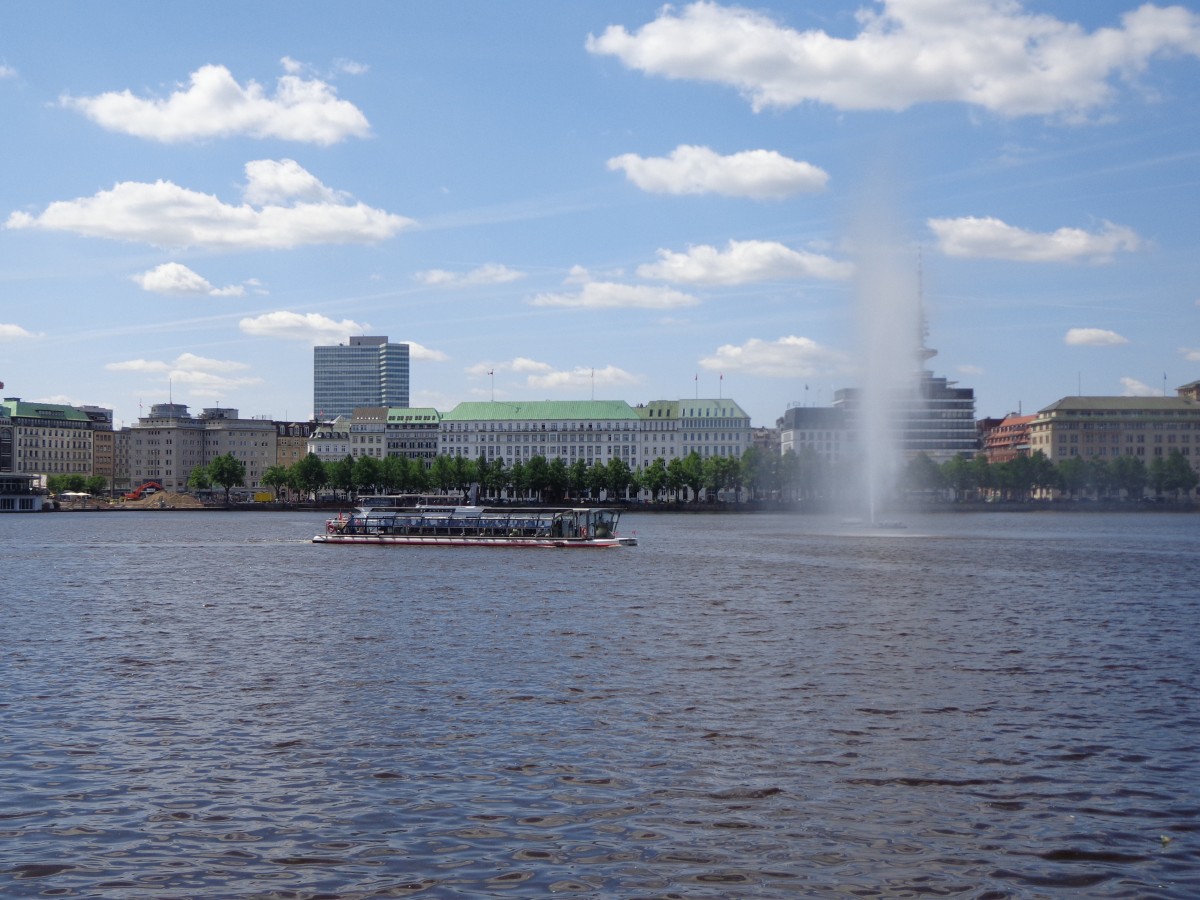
[{"xmin": 2, "ymin": 510, "xmax": 1198, "ymax": 897}]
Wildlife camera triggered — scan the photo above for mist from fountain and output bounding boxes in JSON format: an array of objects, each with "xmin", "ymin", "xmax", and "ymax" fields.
[{"xmin": 851, "ymin": 219, "xmax": 922, "ymax": 525}]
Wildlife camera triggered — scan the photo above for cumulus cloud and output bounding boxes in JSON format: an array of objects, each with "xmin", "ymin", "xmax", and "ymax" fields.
[
  {"xmin": 1065, "ymin": 328, "xmax": 1130, "ymax": 346},
  {"xmin": 466, "ymin": 357, "xmax": 554, "ymax": 377},
  {"xmin": 467, "ymin": 357, "xmax": 638, "ymax": 390},
  {"xmin": 416, "ymin": 263, "xmax": 526, "ymax": 288},
  {"xmin": 406, "ymin": 341, "xmax": 449, "ymax": 362},
  {"xmin": 59, "ymin": 60, "xmax": 371, "ymax": 144},
  {"xmin": 607, "ymin": 145, "xmax": 828, "ymax": 198},
  {"xmin": 928, "ymin": 216, "xmax": 1142, "ymax": 263},
  {"xmin": 699, "ymin": 335, "xmax": 849, "ymax": 378},
  {"xmin": 0, "ymin": 64, "xmax": 16, "ymax": 79},
  {"xmin": 530, "ymin": 281, "xmax": 699, "ymax": 309},
  {"xmin": 1181, "ymin": 347, "xmax": 1200, "ymax": 362},
  {"xmin": 0, "ymin": 323, "xmax": 38, "ymax": 340},
  {"xmin": 238, "ymin": 311, "xmax": 369, "ymax": 344},
  {"xmin": 957, "ymin": 364, "xmax": 985, "ymax": 375},
  {"xmin": 106, "ymin": 352, "xmax": 261, "ymax": 393},
  {"xmin": 131, "ymin": 262, "xmax": 246, "ymax": 297},
  {"xmin": 1120, "ymin": 377, "xmax": 1160, "ymax": 396},
  {"xmin": 527, "ymin": 364, "xmax": 640, "ymax": 391},
  {"xmin": 638, "ymin": 239, "xmax": 853, "ymax": 284},
  {"xmin": 587, "ymin": 1, "xmax": 1200, "ymax": 119},
  {"xmin": 6, "ymin": 159, "xmax": 414, "ymax": 249}
]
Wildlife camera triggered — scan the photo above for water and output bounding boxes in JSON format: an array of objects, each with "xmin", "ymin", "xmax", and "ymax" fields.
[{"xmin": 2, "ymin": 510, "xmax": 1198, "ymax": 897}]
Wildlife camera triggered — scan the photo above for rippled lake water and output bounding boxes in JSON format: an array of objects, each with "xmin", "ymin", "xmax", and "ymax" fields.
[{"xmin": 1, "ymin": 509, "xmax": 1198, "ymax": 898}]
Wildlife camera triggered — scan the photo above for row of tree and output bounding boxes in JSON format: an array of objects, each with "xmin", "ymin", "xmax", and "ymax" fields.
[
  {"xmin": 245, "ymin": 451, "xmax": 737, "ymax": 503},
  {"xmin": 906, "ymin": 449, "xmax": 1199, "ymax": 501},
  {"xmin": 48, "ymin": 446, "xmax": 1200, "ymax": 506}
]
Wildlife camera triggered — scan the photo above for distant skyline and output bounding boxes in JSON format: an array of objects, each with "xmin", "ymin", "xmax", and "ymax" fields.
[{"xmin": 3, "ymin": 1, "xmax": 1199, "ymax": 428}]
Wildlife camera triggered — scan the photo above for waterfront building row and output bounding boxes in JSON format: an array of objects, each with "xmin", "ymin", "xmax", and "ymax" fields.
[
  {"xmin": 8, "ymin": 382, "xmax": 1200, "ymax": 494},
  {"xmin": 1, "ymin": 395, "xmax": 752, "ymax": 491},
  {"xmin": 307, "ymin": 399, "xmax": 753, "ymax": 470}
]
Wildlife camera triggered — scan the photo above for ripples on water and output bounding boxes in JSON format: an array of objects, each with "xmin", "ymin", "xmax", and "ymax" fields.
[{"xmin": 1, "ymin": 510, "xmax": 1197, "ymax": 897}]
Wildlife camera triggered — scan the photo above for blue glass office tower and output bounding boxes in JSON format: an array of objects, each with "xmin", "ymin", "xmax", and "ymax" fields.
[{"xmin": 313, "ymin": 336, "xmax": 410, "ymax": 420}]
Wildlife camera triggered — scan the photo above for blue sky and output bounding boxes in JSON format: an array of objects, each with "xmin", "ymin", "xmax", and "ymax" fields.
[{"xmin": 3, "ymin": 1, "xmax": 1199, "ymax": 428}]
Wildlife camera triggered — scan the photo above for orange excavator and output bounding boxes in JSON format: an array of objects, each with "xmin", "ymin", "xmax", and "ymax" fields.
[{"xmin": 124, "ymin": 481, "xmax": 163, "ymax": 500}]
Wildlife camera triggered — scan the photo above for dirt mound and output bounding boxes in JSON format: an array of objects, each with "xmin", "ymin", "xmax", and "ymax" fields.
[{"xmin": 120, "ymin": 491, "xmax": 207, "ymax": 509}]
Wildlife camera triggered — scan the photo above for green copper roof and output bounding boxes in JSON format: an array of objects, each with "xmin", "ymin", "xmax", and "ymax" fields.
[
  {"xmin": 1, "ymin": 399, "xmax": 91, "ymax": 422},
  {"xmin": 386, "ymin": 407, "xmax": 441, "ymax": 423},
  {"xmin": 442, "ymin": 400, "xmax": 640, "ymax": 421}
]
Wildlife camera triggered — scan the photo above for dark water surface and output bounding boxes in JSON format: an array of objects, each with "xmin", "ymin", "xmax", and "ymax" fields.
[{"xmin": 2, "ymin": 510, "xmax": 1197, "ymax": 898}]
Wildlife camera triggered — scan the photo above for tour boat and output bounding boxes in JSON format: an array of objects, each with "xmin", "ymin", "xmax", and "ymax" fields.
[{"xmin": 313, "ymin": 504, "xmax": 636, "ymax": 548}]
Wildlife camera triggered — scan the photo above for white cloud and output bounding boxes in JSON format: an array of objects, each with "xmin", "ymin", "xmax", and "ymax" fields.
[
  {"xmin": 131, "ymin": 262, "xmax": 245, "ymax": 297},
  {"xmin": 928, "ymin": 216, "xmax": 1142, "ymax": 262},
  {"xmin": 6, "ymin": 159, "xmax": 414, "ymax": 249},
  {"xmin": 607, "ymin": 145, "xmax": 828, "ymax": 198},
  {"xmin": 530, "ymin": 281, "xmax": 699, "ymax": 309},
  {"xmin": 242, "ymin": 158, "xmax": 342, "ymax": 205},
  {"xmin": 467, "ymin": 357, "xmax": 638, "ymax": 390},
  {"xmin": 699, "ymin": 335, "xmax": 849, "ymax": 378},
  {"xmin": 0, "ymin": 323, "xmax": 38, "ymax": 340},
  {"xmin": 106, "ymin": 353, "xmax": 261, "ymax": 394},
  {"xmin": 238, "ymin": 311, "xmax": 369, "ymax": 344},
  {"xmin": 587, "ymin": 1, "xmax": 1200, "ymax": 119},
  {"xmin": 416, "ymin": 263, "xmax": 526, "ymax": 288},
  {"xmin": 406, "ymin": 341, "xmax": 449, "ymax": 362},
  {"xmin": 957, "ymin": 364, "xmax": 985, "ymax": 375},
  {"xmin": 0, "ymin": 64, "xmax": 16, "ymax": 79},
  {"xmin": 105, "ymin": 358, "xmax": 170, "ymax": 373},
  {"xmin": 637, "ymin": 239, "xmax": 853, "ymax": 284},
  {"xmin": 467, "ymin": 357, "xmax": 554, "ymax": 377},
  {"xmin": 527, "ymin": 364, "xmax": 639, "ymax": 391},
  {"xmin": 1181, "ymin": 347, "xmax": 1200, "ymax": 363},
  {"xmin": 59, "ymin": 60, "xmax": 371, "ymax": 144},
  {"xmin": 1065, "ymin": 327, "xmax": 1129, "ymax": 346},
  {"xmin": 335, "ymin": 58, "xmax": 369, "ymax": 76},
  {"xmin": 1120, "ymin": 377, "xmax": 1159, "ymax": 396}
]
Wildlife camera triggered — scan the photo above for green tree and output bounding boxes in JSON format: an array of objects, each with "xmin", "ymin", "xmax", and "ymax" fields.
[
  {"xmin": 525, "ymin": 455, "xmax": 551, "ymax": 501},
  {"xmin": 605, "ymin": 456, "xmax": 633, "ymax": 500},
  {"xmin": 1084, "ymin": 457, "xmax": 1114, "ymax": 500},
  {"xmin": 1029, "ymin": 450, "xmax": 1058, "ymax": 498},
  {"xmin": 291, "ymin": 453, "xmax": 328, "ymax": 500},
  {"xmin": 740, "ymin": 446, "xmax": 773, "ymax": 500},
  {"xmin": 585, "ymin": 461, "xmax": 607, "ymax": 499},
  {"xmin": 568, "ymin": 459, "xmax": 589, "ymax": 501},
  {"xmin": 903, "ymin": 453, "xmax": 944, "ymax": 495},
  {"xmin": 679, "ymin": 451, "xmax": 704, "ymax": 501},
  {"xmin": 547, "ymin": 457, "xmax": 570, "ymax": 502},
  {"xmin": 429, "ymin": 455, "xmax": 455, "ymax": 493},
  {"xmin": 262, "ymin": 464, "xmax": 290, "ymax": 500},
  {"xmin": 666, "ymin": 456, "xmax": 686, "ymax": 501},
  {"xmin": 641, "ymin": 457, "xmax": 668, "ymax": 502},
  {"xmin": 1147, "ymin": 455, "xmax": 1169, "ymax": 497},
  {"xmin": 84, "ymin": 475, "xmax": 108, "ymax": 497},
  {"xmin": 703, "ymin": 455, "xmax": 740, "ymax": 500},
  {"xmin": 381, "ymin": 454, "xmax": 409, "ymax": 493},
  {"xmin": 1162, "ymin": 450, "xmax": 1199, "ymax": 499},
  {"xmin": 352, "ymin": 454, "xmax": 382, "ymax": 495},
  {"xmin": 941, "ymin": 454, "xmax": 975, "ymax": 501},
  {"xmin": 188, "ymin": 464, "xmax": 212, "ymax": 494},
  {"xmin": 509, "ymin": 459, "xmax": 528, "ymax": 500},
  {"xmin": 328, "ymin": 455, "xmax": 356, "ymax": 498},
  {"xmin": 1110, "ymin": 453, "xmax": 1147, "ymax": 499},
  {"xmin": 1056, "ymin": 456, "xmax": 1088, "ymax": 499},
  {"xmin": 208, "ymin": 453, "xmax": 247, "ymax": 504}
]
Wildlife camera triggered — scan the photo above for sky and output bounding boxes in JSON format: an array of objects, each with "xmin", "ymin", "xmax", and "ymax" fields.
[{"xmin": 2, "ymin": 1, "xmax": 1199, "ymax": 429}]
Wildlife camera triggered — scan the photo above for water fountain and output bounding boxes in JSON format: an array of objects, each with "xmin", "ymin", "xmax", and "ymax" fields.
[{"xmin": 850, "ymin": 221, "xmax": 923, "ymax": 525}]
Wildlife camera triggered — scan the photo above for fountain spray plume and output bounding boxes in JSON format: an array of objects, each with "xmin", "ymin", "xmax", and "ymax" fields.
[{"xmin": 850, "ymin": 200, "xmax": 922, "ymax": 524}]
